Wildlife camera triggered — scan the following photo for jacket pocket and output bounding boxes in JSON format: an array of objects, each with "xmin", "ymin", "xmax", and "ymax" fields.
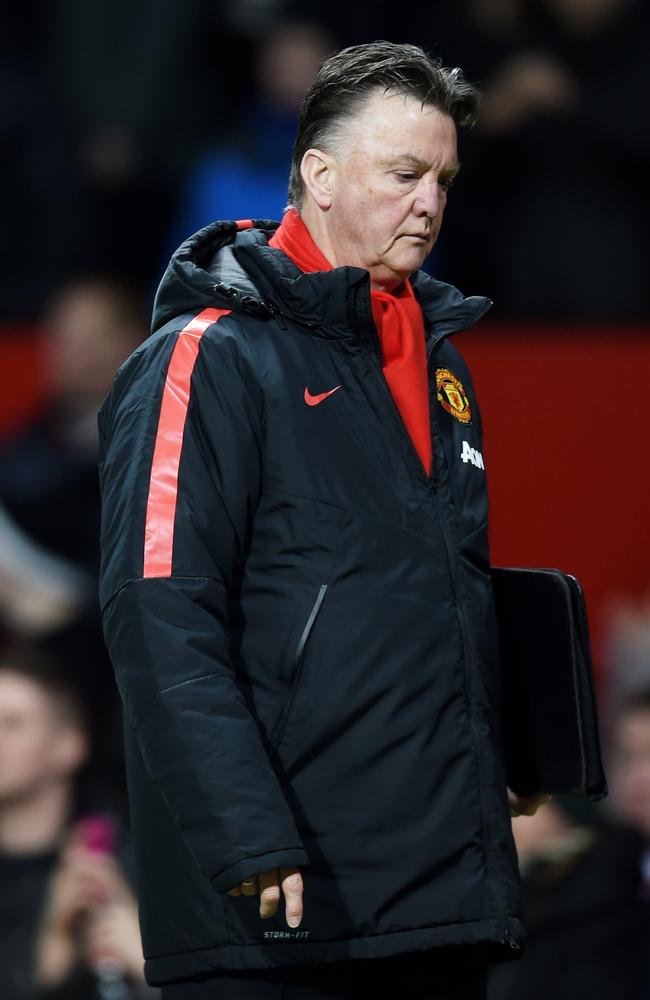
[{"xmin": 269, "ymin": 583, "xmax": 328, "ymax": 751}]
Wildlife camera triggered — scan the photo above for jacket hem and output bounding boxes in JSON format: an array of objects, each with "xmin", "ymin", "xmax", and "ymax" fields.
[{"xmin": 143, "ymin": 915, "xmax": 524, "ymax": 986}]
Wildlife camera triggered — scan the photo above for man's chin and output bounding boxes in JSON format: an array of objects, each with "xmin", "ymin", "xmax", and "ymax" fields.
[
  {"xmin": 394, "ymin": 250, "xmax": 431, "ymax": 278},
  {"xmin": 369, "ymin": 249, "xmax": 433, "ymax": 290}
]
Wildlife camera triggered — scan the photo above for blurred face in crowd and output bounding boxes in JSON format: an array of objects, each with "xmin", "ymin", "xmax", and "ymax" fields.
[
  {"xmin": 45, "ymin": 282, "xmax": 144, "ymax": 412},
  {"xmin": 258, "ymin": 23, "xmax": 332, "ymax": 113},
  {"xmin": 302, "ymin": 89, "xmax": 460, "ymax": 292},
  {"xmin": 610, "ymin": 706, "xmax": 650, "ymax": 837},
  {"xmin": 542, "ymin": 0, "xmax": 626, "ymax": 31},
  {"xmin": 0, "ymin": 671, "xmax": 87, "ymax": 804}
]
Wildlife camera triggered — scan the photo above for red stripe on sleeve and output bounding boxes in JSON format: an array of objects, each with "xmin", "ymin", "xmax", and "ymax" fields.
[
  {"xmin": 236, "ymin": 219, "xmax": 254, "ymax": 230},
  {"xmin": 143, "ymin": 307, "xmax": 231, "ymax": 578}
]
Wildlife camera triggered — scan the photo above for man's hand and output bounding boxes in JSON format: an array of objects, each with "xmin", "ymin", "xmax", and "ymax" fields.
[
  {"xmin": 508, "ymin": 788, "xmax": 551, "ymax": 817},
  {"xmin": 227, "ymin": 866, "xmax": 303, "ymax": 928}
]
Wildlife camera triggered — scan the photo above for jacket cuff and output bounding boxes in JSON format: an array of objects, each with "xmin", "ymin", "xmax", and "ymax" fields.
[{"xmin": 212, "ymin": 848, "xmax": 310, "ymax": 893}]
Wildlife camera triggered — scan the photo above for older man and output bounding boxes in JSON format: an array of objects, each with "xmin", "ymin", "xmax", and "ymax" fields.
[{"xmin": 98, "ymin": 41, "xmax": 538, "ymax": 1000}]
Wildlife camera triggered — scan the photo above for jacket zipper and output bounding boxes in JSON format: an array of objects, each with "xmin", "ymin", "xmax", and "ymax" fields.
[
  {"xmin": 351, "ymin": 281, "xmax": 516, "ymax": 941},
  {"xmin": 423, "ymin": 304, "xmax": 516, "ymax": 947},
  {"xmin": 265, "ymin": 299, "xmax": 317, "ymax": 330},
  {"xmin": 270, "ymin": 584, "xmax": 328, "ymax": 749},
  {"xmin": 269, "ymin": 283, "xmax": 516, "ymax": 944},
  {"xmin": 353, "ymin": 286, "xmax": 438, "ymax": 494},
  {"xmin": 433, "ymin": 498, "xmax": 517, "ymax": 949}
]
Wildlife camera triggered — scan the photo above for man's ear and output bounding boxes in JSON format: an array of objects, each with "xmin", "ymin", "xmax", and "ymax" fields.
[{"xmin": 300, "ymin": 148, "xmax": 335, "ymax": 210}]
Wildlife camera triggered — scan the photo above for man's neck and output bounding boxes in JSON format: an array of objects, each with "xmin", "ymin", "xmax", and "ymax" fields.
[
  {"xmin": 298, "ymin": 202, "xmax": 337, "ymax": 269},
  {"xmin": 299, "ymin": 201, "xmax": 404, "ymax": 293},
  {"xmin": 0, "ymin": 781, "xmax": 73, "ymax": 855}
]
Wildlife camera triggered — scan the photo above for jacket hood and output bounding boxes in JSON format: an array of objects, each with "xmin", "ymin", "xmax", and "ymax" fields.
[{"xmin": 152, "ymin": 218, "xmax": 492, "ymax": 341}]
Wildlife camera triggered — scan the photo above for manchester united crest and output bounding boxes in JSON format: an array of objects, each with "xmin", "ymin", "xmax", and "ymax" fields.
[{"xmin": 435, "ymin": 368, "xmax": 472, "ymax": 424}]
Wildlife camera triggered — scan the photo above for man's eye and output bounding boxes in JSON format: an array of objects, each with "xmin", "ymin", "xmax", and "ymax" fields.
[
  {"xmin": 440, "ymin": 177, "xmax": 455, "ymax": 192},
  {"xmin": 396, "ymin": 172, "xmax": 417, "ymax": 181}
]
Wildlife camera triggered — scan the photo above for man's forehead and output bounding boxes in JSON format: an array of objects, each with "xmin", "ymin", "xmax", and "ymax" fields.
[
  {"xmin": 342, "ymin": 90, "xmax": 458, "ymax": 158},
  {"xmin": 355, "ymin": 87, "xmax": 454, "ymax": 125}
]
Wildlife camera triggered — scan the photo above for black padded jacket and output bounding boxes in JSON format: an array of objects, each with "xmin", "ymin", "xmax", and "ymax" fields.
[{"xmin": 97, "ymin": 218, "xmax": 523, "ymax": 986}]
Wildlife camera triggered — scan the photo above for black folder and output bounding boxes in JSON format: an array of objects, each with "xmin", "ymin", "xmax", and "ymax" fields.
[{"xmin": 491, "ymin": 567, "xmax": 608, "ymax": 801}]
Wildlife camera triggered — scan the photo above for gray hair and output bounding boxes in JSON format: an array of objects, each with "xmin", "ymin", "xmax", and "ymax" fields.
[{"xmin": 287, "ymin": 40, "xmax": 480, "ymax": 208}]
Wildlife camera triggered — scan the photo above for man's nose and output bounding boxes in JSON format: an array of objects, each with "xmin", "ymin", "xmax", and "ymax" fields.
[{"xmin": 414, "ymin": 180, "xmax": 440, "ymax": 218}]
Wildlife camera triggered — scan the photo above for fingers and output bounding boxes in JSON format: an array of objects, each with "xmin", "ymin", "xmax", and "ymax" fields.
[
  {"xmin": 507, "ymin": 788, "xmax": 520, "ymax": 817},
  {"xmin": 226, "ymin": 866, "xmax": 304, "ymax": 930},
  {"xmin": 240, "ymin": 875, "xmax": 259, "ymax": 897},
  {"xmin": 516, "ymin": 793, "xmax": 550, "ymax": 816},
  {"xmin": 508, "ymin": 788, "xmax": 552, "ymax": 817},
  {"xmin": 226, "ymin": 875, "xmax": 258, "ymax": 897},
  {"xmin": 280, "ymin": 867, "xmax": 303, "ymax": 928},
  {"xmin": 258, "ymin": 869, "xmax": 281, "ymax": 919}
]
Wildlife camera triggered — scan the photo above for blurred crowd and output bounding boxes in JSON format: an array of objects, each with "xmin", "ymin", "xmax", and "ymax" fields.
[
  {"xmin": 1, "ymin": 0, "xmax": 649, "ymax": 997},
  {"xmin": 2, "ymin": 0, "xmax": 650, "ymax": 323}
]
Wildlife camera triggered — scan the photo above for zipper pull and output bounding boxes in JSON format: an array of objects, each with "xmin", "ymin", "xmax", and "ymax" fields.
[
  {"xmin": 265, "ymin": 300, "xmax": 287, "ymax": 329},
  {"xmin": 265, "ymin": 299, "xmax": 316, "ymax": 330},
  {"xmin": 501, "ymin": 929, "xmax": 521, "ymax": 951}
]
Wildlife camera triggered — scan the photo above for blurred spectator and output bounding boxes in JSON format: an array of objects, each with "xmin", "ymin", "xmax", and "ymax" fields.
[
  {"xmin": 222, "ymin": 0, "xmax": 289, "ymax": 37},
  {"xmin": 43, "ymin": 0, "xmax": 230, "ymax": 296},
  {"xmin": 0, "ymin": 8, "xmax": 85, "ymax": 322},
  {"xmin": 0, "ymin": 276, "xmax": 146, "ymax": 604},
  {"xmin": 436, "ymin": 0, "xmax": 650, "ymax": 319},
  {"xmin": 603, "ymin": 687, "xmax": 650, "ymax": 990},
  {"xmin": 167, "ymin": 20, "xmax": 333, "ymax": 253},
  {"xmin": 606, "ymin": 686, "xmax": 650, "ymax": 863},
  {"xmin": 488, "ymin": 798, "xmax": 649, "ymax": 999},
  {"xmin": 0, "ymin": 641, "xmax": 156, "ymax": 999},
  {"xmin": 283, "ymin": 0, "xmax": 410, "ymax": 50},
  {"xmin": 1, "ymin": 3, "xmax": 255, "ymax": 316},
  {"xmin": 0, "ymin": 503, "xmax": 88, "ymax": 637},
  {"xmin": 0, "ymin": 278, "xmax": 147, "ymax": 789},
  {"xmin": 602, "ymin": 590, "xmax": 650, "ymax": 714}
]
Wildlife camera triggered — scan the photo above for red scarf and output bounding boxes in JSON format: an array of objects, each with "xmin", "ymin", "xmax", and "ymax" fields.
[{"xmin": 269, "ymin": 209, "xmax": 432, "ymax": 477}]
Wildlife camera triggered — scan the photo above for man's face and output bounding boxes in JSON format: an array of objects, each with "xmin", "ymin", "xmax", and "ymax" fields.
[
  {"xmin": 0, "ymin": 672, "xmax": 84, "ymax": 802},
  {"xmin": 324, "ymin": 89, "xmax": 459, "ymax": 290}
]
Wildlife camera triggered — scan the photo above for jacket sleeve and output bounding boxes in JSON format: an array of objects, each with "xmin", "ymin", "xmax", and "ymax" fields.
[{"xmin": 97, "ymin": 310, "xmax": 309, "ymax": 893}]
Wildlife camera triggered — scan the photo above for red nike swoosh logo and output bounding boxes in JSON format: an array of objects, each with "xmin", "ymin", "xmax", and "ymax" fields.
[{"xmin": 304, "ymin": 385, "xmax": 342, "ymax": 406}]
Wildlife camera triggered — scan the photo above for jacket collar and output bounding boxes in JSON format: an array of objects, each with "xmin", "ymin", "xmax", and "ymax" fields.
[{"xmin": 152, "ymin": 219, "xmax": 492, "ymax": 343}]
